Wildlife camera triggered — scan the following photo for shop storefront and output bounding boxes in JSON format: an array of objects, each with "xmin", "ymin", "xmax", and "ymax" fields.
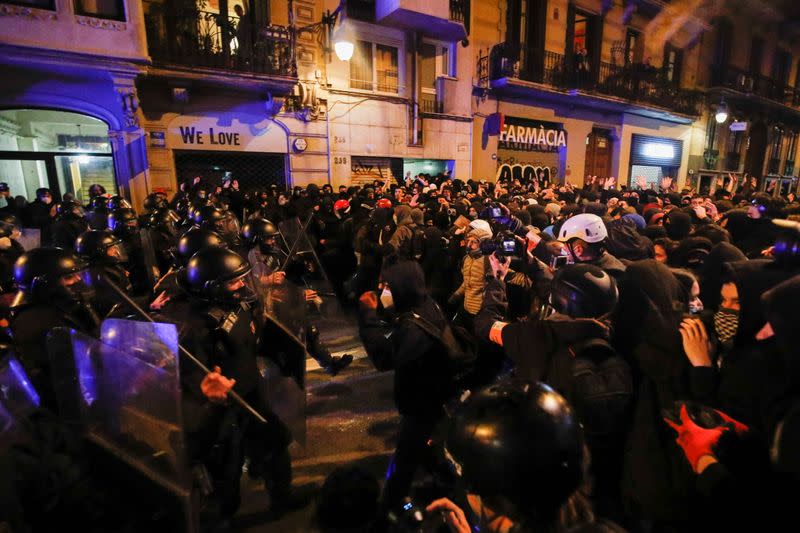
[
  {"xmin": 628, "ymin": 134, "xmax": 684, "ymax": 188},
  {"xmin": 495, "ymin": 116, "xmax": 566, "ymax": 184}
]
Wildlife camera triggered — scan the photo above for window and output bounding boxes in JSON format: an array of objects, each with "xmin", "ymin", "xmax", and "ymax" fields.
[
  {"xmin": 768, "ymin": 127, "xmax": 784, "ymax": 175},
  {"xmin": 725, "ymin": 130, "xmax": 745, "ymax": 171},
  {"xmin": 419, "ymin": 41, "xmax": 454, "ymax": 113},
  {"xmin": 749, "ymin": 37, "xmax": 764, "ymax": 76},
  {"xmin": 573, "ymin": 13, "xmax": 588, "ymax": 53},
  {"xmin": 772, "ymin": 49, "xmax": 792, "ymax": 85},
  {"xmin": 785, "ymin": 131, "xmax": 797, "ymax": 175},
  {"xmin": 75, "ymin": 0, "xmax": 125, "ymax": 20},
  {"xmin": 3, "ymin": 0, "xmax": 54, "ymax": 9},
  {"xmin": 350, "ymin": 40, "xmax": 399, "ymax": 93},
  {"xmin": 626, "ymin": 29, "xmax": 640, "ymax": 66},
  {"xmin": 663, "ymin": 43, "xmax": 683, "ymax": 85}
]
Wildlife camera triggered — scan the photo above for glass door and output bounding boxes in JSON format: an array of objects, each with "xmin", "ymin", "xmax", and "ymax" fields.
[{"xmin": 0, "ymin": 153, "xmax": 54, "ymax": 204}]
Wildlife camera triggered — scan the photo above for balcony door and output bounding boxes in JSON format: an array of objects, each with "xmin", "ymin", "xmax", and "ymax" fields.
[
  {"xmin": 506, "ymin": 0, "xmax": 547, "ymax": 81},
  {"xmin": 566, "ymin": 4, "xmax": 603, "ymax": 85}
]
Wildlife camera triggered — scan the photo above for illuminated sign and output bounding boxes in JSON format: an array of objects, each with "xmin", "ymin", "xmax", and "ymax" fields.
[
  {"xmin": 729, "ymin": 121, "xmax": 748, "ymax": 132},
  {"xmin": 498, "ymin": 117, "xmax": 566, "ymax": 153},
  {"xmin": 641, "ymin": 143, "xmax": 675, "ymax": 159}
]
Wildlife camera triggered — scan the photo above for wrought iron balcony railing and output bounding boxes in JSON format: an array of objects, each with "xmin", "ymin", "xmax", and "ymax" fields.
[
  {"xmin": 711, "ymin": 64, "xmax": 800, "ymax": 108},
  {"xmin": 144, "ymin": 8, "xmax": 295, "ymax": 77},
  {"xmin": 488, "ymin": 43, "xmax": 702, "ymax": 116}
]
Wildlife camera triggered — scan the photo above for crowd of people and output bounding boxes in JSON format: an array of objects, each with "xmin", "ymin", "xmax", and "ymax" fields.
[{"xmin": 1, "ymin": 169, "xmax": 800, "ymax": 532}]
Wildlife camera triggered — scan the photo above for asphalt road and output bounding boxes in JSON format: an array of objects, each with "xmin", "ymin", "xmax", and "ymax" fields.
[{"xmin": 234, "ymin": 353, "xmax": 399, "ymax": 532}]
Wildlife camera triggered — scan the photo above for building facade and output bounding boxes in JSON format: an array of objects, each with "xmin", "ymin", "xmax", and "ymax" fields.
[
  {"xmin": 0, "ymin": 0, "xmax": 149, "ymax": 205},
  {"xmin": 3, "ymin": 0, "xmax": 800, "ymax": 204}
]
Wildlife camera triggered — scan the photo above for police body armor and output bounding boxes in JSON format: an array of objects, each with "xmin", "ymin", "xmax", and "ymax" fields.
[{"xmin": 204, "ymin": 302, "xmax": 260, "ymax": 398}]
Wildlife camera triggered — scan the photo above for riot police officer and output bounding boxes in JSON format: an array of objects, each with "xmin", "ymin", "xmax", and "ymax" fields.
[
  {"xmin": 74, "ymin": 229, "xmax": 136, "ymax": 317},
  {"xmin": 0, "ymin": 213, "xmax": 24, "ymax": 297},
  {"xmin": 9, "ymin": 247, "xmax": 100, "ymax": 411},
  {"xmin": 193, "ymin": 204, "xmax": 245, "ymax": 254},
  {"xmin": 50, "ymin": 200, "xmax": 88, "ymax": 249},
  {"xmin": 244, "ymin": 218, "xmax": 353, "ymax": 376},
  {"xmin": 159, "ymin": 247, "xmax": 303, "ymax": 521},
  {"xmin": 151, "ymin": 226, "xmax": 225, "ymax": 305},
  {"xmin": 108, "ymin": 207, "xmax": 149, "ymax": 294},
  {"xmin": 142, "ymin": 207, "xmax": 181, "ymax": 277},
  {"xmin": 86, "ymin": 195, "xmax": 111, "ymax": 230}
]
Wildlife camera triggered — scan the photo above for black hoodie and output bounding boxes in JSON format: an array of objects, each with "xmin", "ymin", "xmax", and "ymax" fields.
[
  {"xmin": 358, "ymin": 261, "xmax": 453, "ymax": 416},
  {"xmin": 698, "ymin": 242, "xmax": 747, "ymax": 311}
]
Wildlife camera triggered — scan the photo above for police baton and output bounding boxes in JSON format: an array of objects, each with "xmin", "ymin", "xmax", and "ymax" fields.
[
  {"xmin": 279, "ymin": 213, "xmax": 316, "ymax": 272},
  {"xmin": 98, "ymin": 274, "xmax": 268, "ymax": 424}
]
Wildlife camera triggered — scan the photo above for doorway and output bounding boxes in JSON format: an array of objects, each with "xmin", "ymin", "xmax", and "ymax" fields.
[
  {"xmin": 0, "ymin": 109, "xmax": 117, "ymax": 203},
  {"xmin": 585, "ymin": 129, "xmax": 613, "ymax": 179},
  {"xmin": 744, "ymin": 122, "xmax": 768, "ymax": 179}
]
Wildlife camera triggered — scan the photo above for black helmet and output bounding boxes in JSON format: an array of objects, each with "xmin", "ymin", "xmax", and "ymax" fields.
[
  {"xmin": 143, "ymin": 192, "xmax": 169, "ymax": 212},
  {"xmin": 174, "ymin": 197, "xmax": 191, "ymax": 221},
  {"xmin": 174, "ymin": 227, "xmax": 225, "ymax": 267},
  {"xmin": 86, "ymin": 205, "xmax": 110, "ymax": 230},
  {"xmin": 12, "ymin": 247, "xmax": 90, "ymax": 305},
  {"xmin": 106, "ymin": 195, "xmax": 132, "ymax": 210},
  {"xmin": 549, "ymin": 263, "xmax": 618, "ymax": 318},
  {"xmin": 56, "ymin": 200, "xmax": 85, "ymax": 220},
  {"xmin": 443, "ymin": 380, "xmax": 585, "ymax": 523},
  {"xmin": 75, "ymin": 229, "xmax": 128, "ymax": 265},
  {"xmin": 242, "ymin": 218, "xmax": 278, "ymax": 246},
  {"xmin": 0, "ymin": 213, "xmax": 21, "ymax": 238},
  {"xmin": 144, "ymin": 208, "xmax": 180, "ymax": 235},
  {"xmin": 107, "ymin": 208, "xmax": 138, "ymax": 235},
  {"xmin": 192, "ymin": 204, "xmax": 226, "ymax": 228},
  {"xmin": 89, "ymin": 195, "xmax": 110, "ymax": 210},
  {"xmin": 183, "ymin": 247, "xmax": 255, "ymax": 305}
]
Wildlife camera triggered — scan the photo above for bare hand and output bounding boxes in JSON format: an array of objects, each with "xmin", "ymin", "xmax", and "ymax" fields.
[
  {"xmin": 425, "ymin": 498, "xmax": 471, "ymax": 533},
  {"xmin": 201, "ymin": 366, "xmax": 236, "ymax": 403},
  {"xmin": 680, "ymin": 318, "xmax": 712, "ymax": 367},
  {"xmin": 489, "ymin": 253, "xmax": 511, "ymax": 280},
  {"xmin": 149, "ymin": 291, "xmax": 170, "ymax": 311},
  {"xmin": 359, "ymin": 291, "xmax": 378, "ymax": 310},
  {"xmin": 305, "ymin": 289, "xmax": 319, "ymax": 302},
  {"xmin": 263, "ymin": 271, "xmax": 286, "ymax": 286}
]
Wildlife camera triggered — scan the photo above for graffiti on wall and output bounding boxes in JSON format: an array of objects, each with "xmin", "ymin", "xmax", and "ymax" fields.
[{"xmin": 495, "ymin": 162, "xmax": 558, "ymax": 185}]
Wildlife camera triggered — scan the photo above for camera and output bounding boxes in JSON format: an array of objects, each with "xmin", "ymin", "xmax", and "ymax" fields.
[
  {"xmin": 550, "ymin": 254, "xmax": 570, "ymax": 269},
  {"xmin": 481, "ymin": 231, "xmax": 522, "ymax": 257},
  {"xmin": 386, "ymin": 498, "xmax": 426, "ymax": 532}
]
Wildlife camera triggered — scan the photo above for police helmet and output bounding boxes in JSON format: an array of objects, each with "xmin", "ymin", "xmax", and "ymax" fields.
[
  {"xmin": 242, "ymin": 218, "xmax": 279, "ymax": 246},
  {"xmin": 549, "ymin": 263, "xmax": 618, "ymax": 318},
  {"xmin": 174, "ymin": 227, "xmax": 225, "ymax": 267},
  {"xmin": 183, "ymin": 247, "xmax": 255, "ymax": 305},
  {"xmin": 75, "ymin": 229, "xmax": 128, "ymax": 265}
]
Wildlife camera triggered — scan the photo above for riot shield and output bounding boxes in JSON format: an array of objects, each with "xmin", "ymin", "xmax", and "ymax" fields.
[
  {"xmin": 278, "ymin": 217, "xmax": 366, "ymax": 355},
  {"xmin": 17, "ymin": 227, "xmax": 40, "ymax": 250},
  {"xmin": 251, "ymin": 257, "xmax": 309, "ymax": 446},
  {"xmin": 0, "ymin": 356, "xmax": 40, "ymax": 448},
  {"xmin": 47, "ymin": 322, "xmax": 190, "ymax": 489},
  {"xmin": 139, "ymin": 228, "xmax": 162, "ymax": 289}
]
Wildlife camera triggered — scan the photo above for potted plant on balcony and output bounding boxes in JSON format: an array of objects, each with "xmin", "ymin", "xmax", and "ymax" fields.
[{"xmin": 703, "ymin": 149, "xmax": 719, "ymax": 170}]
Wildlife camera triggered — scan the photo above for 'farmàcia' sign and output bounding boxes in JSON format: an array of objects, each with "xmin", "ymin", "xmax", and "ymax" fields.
[{"xmin": 498, "ymin": 116, "xmax": 567, "ymax": 153}]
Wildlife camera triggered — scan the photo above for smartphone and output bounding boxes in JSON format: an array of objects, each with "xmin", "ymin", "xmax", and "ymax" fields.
[{"xmin": 550, "ymin": 255, "xmax": 569, "ymax": 269}]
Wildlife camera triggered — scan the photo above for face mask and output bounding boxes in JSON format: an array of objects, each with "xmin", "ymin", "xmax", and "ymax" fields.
[
  {"xmin": 41, "ymin": 196, "xmax": 52, "ymax": 205},
  {"xmin": 688, "ymin": 297, "xmax": 704, "ymax": 314},
  {"xmin": 379, "ymin": 287, "xmax": 394, "ymax": 310},
  {"xmin": 714, "ymin": 308, "xmax": 739, "ymax": 345}
]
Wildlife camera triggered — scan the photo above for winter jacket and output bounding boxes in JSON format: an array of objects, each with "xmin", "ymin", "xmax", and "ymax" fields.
[{"xmin": 452, "ymin": 252, "xmax": 487, "ymax": 315}]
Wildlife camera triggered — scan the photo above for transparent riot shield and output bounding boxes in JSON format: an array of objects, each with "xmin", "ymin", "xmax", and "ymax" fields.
[
  {"xmin": 277, "ymin": 217, "xmax": 366, "ymax": 356},
  {"xmin": 17, "ymin": 227, "xmax": 40, "ymax": 250},
  {"xmin": 251, "ymin": 256, "xmax": 309, "ymax": 446},
  {"xmin": 0, "ymin": 356, "xmax": 40, "ymax": 449},
  {"xmin": 47, "ymin": 322, "xmax": 191, "ymax": 487},
  {"xmin": 139, "ymin": 228, "xmax": 162, "ymax": 288}
]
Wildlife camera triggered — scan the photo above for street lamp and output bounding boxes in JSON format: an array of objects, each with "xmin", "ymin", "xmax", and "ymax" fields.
[
  {"xmin": 332, "ymin": 18, "xmax": 355, "ymax": 61},
  {"xmin": 715, "ymin": 99, "xmax": 729, "ymax": 124}
]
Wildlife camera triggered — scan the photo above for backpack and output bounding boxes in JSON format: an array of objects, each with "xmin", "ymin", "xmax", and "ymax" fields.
[
  {"xmin": 411, "ymin": 225, "xmax": 426, "ymax": 261},
  {"xmin": 401, "ymin": 311, "xmax": 478, "ymax": 383},
  {"xmin": 605, "ymin": 218, "xmax": 653, "ymax": 261},
  {"xmin": 568, "ymin": 337, "xmax": 633, "ymax": 439}
]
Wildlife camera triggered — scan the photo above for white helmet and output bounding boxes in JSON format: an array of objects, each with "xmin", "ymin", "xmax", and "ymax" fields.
[{"xmin": 558, "ymin": 213, "xmax": 608, "ymax": 243}]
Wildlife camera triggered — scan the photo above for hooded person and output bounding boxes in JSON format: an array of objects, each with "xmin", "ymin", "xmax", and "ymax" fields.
[
  {"xmin": 698, "ymin": 242, "xmax": 747, "ymax": 312},
  {"xmin": 668, "ymin": 236, "xmax": 713, "ymax": 273},
  {"xmin": 612, "ymin": 260, "xmax": 696, "ymax": 527},
  {"xmin": 382, "ymin": 204, "xmax": 418, "ymax": 261},
  {"xmin": 357, "ymin": 261, "xmax": 455, "ymax": 512},
  {"xmin": 663, "ymin": 209, "xmax": 693, "ymax": 241},
  {"xmin": 691, "ymin": 260, "xmax": 791, "ymax": 434}
]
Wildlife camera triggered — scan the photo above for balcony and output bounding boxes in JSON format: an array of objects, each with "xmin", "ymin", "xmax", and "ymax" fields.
[
  {"xmin": 376, "ymin": 0, "xmax": 468, "ymax": 41},
  {"xmin": 487, "ymin": 44, "xmax": 702, "ymax": 118},
  {"xmin": 711, "ymin": 65, "xmax": 800, "ymax": 108},
  {"xmin": 144, "ymin": 8, "xmax": 295, "ymax": 81}
]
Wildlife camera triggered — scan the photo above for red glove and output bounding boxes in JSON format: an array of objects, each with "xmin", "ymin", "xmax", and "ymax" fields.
[
  {"xmin": 665, "ymin": 404, "xmax": 728, "ymax": 472},
  {"xmin": 715, "ymin": 409, "xmax": 749, "ymax": 436}
]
